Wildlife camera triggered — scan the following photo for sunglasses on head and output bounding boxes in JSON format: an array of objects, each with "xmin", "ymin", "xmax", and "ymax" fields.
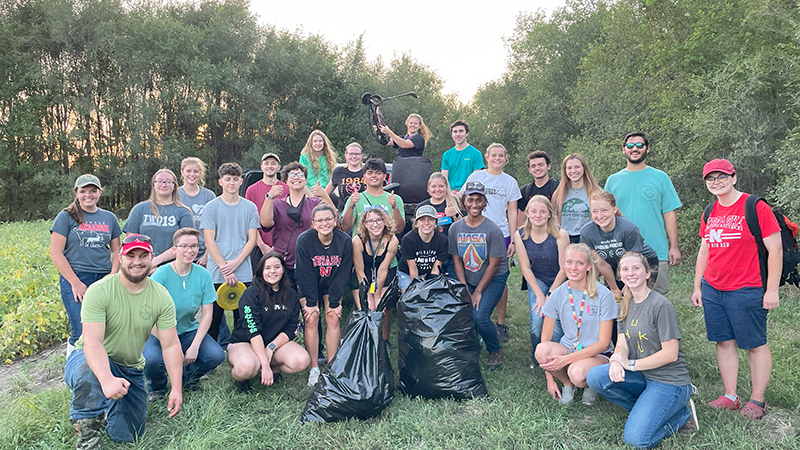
[
  {"xmin": 625, "ymin": 142, "xmax": 645, "ymax": 149},
  {"xmin": 123, "ymin": 234, "xmax": 152, "ymax": 245}
]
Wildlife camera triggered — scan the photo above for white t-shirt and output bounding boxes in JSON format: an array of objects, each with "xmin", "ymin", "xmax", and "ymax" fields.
[{"xmin": 462, "ymin": 170, "xmax": 521, "ymax": 237}]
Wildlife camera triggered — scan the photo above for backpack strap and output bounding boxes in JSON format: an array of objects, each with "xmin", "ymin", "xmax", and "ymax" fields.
[
  {"xmin": 744, "ymin": 195, "xmax": 768, "ymax": 288},
  {"xmin": 702, "ymin": 201, "xmax": 715, "ymax": 224}
]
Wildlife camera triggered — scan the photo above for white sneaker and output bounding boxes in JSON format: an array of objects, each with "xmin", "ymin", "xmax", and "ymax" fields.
[
  {"xmin": 558, "ymin": 385, "xmax": 575, "ymax": 405},
  {"xmin": 582, "ymin": 388, "xmax": 597, "ymax": 405},
  {"xmin": 307, "ymin": 367, "xmax": 321, "ymax": 387}
]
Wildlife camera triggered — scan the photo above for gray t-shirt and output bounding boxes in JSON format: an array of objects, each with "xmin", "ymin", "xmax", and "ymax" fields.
[
  {"xmin": 543, "ymin": 282, "xmax": 617, "ymax": 354},
  {"xmin": 199, "ymin": 196, "xmax": 260, "ymax": 284},
  {"xmin": 560, "ymin": 187, "xmax": 591, "ymax": 236},
  {"xmin": 618, "ymin": 291, "xmax": 690, "ymax": 386},
  {"xmin": 579, "ymin": 216, "xmax": 658, "ymax": 274},
  {"xmin": 122, "ymin": 202, "xmax": 194, "ymax": 255},
  {"xmin": 449, "ymin": 217, "xmax": 509, "ymax": 286},
  {"xmin": 50, "ymin": 209, "xmax": 122, "ymax": 273},
  {"xmin": 178, "ymin": 186, "xmax": 217, "ymax": 255}
]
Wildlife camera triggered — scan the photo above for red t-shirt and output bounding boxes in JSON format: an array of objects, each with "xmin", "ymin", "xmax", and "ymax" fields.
[
  {"xmin": 245, "ymin": 179, "xmax": 289, "ymax": 246},
  {"xmin": 699, "ymin": 193, "xmax": 780, "ymax": 290}
]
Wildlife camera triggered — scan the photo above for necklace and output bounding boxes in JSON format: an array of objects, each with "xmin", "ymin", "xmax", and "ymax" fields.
[{"xmin": 172, "ymin": 262, "xmax": 191, "ymax": 289}]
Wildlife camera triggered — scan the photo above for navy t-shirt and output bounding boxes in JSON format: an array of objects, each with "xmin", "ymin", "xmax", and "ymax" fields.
[{"xmin": 394, "ymin": 134, "xmax": 425, "ymax": 157}]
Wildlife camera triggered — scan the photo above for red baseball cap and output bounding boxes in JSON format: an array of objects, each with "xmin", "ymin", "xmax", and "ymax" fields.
[
  {"xmin": 121, "ymin": 234, "xmax": 153, "ymax": 255},
  {"xmin": 702, "ymin": 159, "xmax": 735, "ymax": 178}
]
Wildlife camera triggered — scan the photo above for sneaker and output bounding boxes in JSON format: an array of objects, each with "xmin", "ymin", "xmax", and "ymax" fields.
[
  {"xmin": 147, "ymin": 391, "xmax": 164, "ymax": 403},
  {"xmin": 317, "ymin": 351, "xmax": 327, "ymax": 365},
  {"xmin": 530, "ymin": 360, "xmax": 538, "ymax": 370},
  {"xmin": 582, "ymin": 388, "xmax": 597, "ymax": 405},
  {"xmin": 235, "ymin": 379, "xmax": 252, "ymax": 393},
  {"xmin": 307, "ymin": 366, "xmax": 321, "ymax": 386},
  {"xmin": 709, "ymin": 394, "xmax": 741, "ymax": 410},
  {"xmin": 495, "ymin": 323, "xmax": 509, "ymax": 342},
  {"xmin": 487, "ymin": 349, "xmax": 504, "ymax": 370},
  {"xmin": 680, "ymin": 398, "xmax": 699, "ymax": 433},
  {"xmin": 558, "ymin": 385, "xmax": 575, "ymax": 405},
  {"xmin": 739, "ymin": 401, "xmax": 766, "ymax": 420}
]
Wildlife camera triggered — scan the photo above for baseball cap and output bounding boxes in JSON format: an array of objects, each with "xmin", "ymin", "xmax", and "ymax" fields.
[
  {"xmin": 415, "ymin": 205, "xmax": 438, "ymax": 221},
  {"xmin": 463, "ymin": 181, "xmax": 486, "ymax": 196},
  {"xmin": 121, "ymin": 234, "xmax": 153, "ymax": 255},
  {"xmin": 261, "ymin": 153, "xmax": 281, "ymax": 164},
  {"xmin": 75, "ymin": 174, "xmax": 102, "ymax": 189},
  {"xmin": 702, "ymin": 159, "xmax": 735, "ymax": 178}
]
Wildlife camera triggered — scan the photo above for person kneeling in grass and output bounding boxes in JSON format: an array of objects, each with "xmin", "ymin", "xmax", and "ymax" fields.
[
  {"xmin": 144, "ymin": 228, "xmax": 224, "ymax": 401},
  {"xmin": 536, "ymin": 243, "xmax": 616, "ymax": 405},
  {"xmin": 587, "ymin": 252, "xmax": 698, "ymax": 449},
  {"xmin": 228, "ymin": 252, "xmax": 310, "ymax": 392}
]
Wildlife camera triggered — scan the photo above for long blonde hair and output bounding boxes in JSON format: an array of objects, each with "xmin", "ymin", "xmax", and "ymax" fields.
[
  {"xmin": 565, "ymin": 243, "xmax": 599, "ymax": 299},
  {"xmin": 148, "ymin": 168, "xmax": 189, "ymax": 216},
  {"xmin": 180, "ymin": 157, "xmax": 208, "ymax": 186},
  {"xmin": 521, "ymin": 195, "xmax": 560, "ymax": 240},
  {"xmin": 427, "ymin": 172, "xmax": 458, "ymax": 210},
  {"xmin": 301, "ymin": 130, "xmax": 337, "ymax": 177},
  {"xmin": 551, "ymin": 153, "xmax": 599, "ymax": 215},
  {"xmin": 407, "ymin": 114, "xmax": 432, "ymax": 143},
  {"xmin": 617, "ymin": 252, "xmax": 652, "ymax": 320}
]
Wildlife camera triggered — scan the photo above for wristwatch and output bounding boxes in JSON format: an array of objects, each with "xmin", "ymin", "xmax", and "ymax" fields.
[
  {"xmin": 628, "ymin": 359, "xmax": 636, "ymax": 371},
  {"xmin": 268, "ymin": 342, "xmax": 276, "ymax": 351},
  {"xmin": 265, "ymin": 193, "xmax": 272, "ymax": 200}
]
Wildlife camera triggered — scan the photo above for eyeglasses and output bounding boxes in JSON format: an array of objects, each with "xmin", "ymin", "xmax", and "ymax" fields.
[
  {"xmin": 705, "ymin": 174, "xmax": 730, "ymax": 184},
  {"xmin": 365, "ymin": 218, "xmax": 384, "ymax": 225},
  {"xmin": 154, "ymin": 180, "xmax": 175, "ymax": 186},
  {"xmin": 176, "ymin": 244, "xmax": 199, "ymax": 251},
  {"xmin": 346, "ymin": 152, "xmax": 362, "ymax": 157},
  {"xmin": 123, "ymin": 234, "xmax": 152, "ymax": 245},
  {"xmin": 313, "ymin": 217, "xmax": 335, "ymax": 224},
  {"xmin": 625, "ymin": 142, "xmax": 645, "ymax": 149},
  {"xmin": 286, "ymin": 172, "xmax": 305, "ymax": 179}
]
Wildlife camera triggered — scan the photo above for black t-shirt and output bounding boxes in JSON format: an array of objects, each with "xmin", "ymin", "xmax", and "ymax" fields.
[
  {"xmin": 417, "ymin": 199, "xmax": 464, "ymax": 236},
  {"xmin": 518, "ymin": 178, "xmax": 560, "ymax": 212},
  {"xmin": 230, "ymin": 285, "xmax": 300, "ymax": 345},
  {"xmin": 394, "ymin": 134, "xmax": 425, "ymax": 158},
  {"xmin": 398, "ymin": 229, "xmax": 449, "ymax": 275},
  {"xmin": 330, "ymin": 166, "xmax": 366, "ymax": 210}
]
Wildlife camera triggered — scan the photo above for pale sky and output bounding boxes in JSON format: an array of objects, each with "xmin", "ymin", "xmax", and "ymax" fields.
[{"xmin": 251, "ymin": 1, "xmax": 566, "ymax": 103}]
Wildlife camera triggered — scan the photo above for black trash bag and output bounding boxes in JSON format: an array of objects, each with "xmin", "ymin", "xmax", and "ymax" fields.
[
  {"xmin": 397, "ymin": 274, "xmax": 488, "ymax": 399},
  {"xmin": 300, "ymin": 281, "xmax": 396, "ymax": 423}
]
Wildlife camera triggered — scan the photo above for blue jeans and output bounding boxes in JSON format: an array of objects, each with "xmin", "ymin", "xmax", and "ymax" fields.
[
  {"xmin": 64, "ymin": 350, "xmax": 147, "ymax": 443},
  {"xmin": 60, "ymin": 273, "xmax": 107, "ymax": 345},
  {"xmin": 143, "ymin": 329, "xmax": 225, "ymax": 393},
  {"xmin": 467, "ymin": 271, "xmax": 509, "ymax": 354},
  {"xmin": 587, "ymin": 365, "xmax": 691, "ymax": 449},
  {"xmin": 443, "ymin": 259, "xmax": 456, "ymax": 280},
  {"xmin": 528, "ymin": 278, "xmax": 564, "ymax": 362}
]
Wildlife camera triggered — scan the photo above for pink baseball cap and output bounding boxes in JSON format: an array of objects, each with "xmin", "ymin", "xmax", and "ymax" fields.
[{"xmin": 702, "ymin": 159, "xmax": 735, "ymax": 178}]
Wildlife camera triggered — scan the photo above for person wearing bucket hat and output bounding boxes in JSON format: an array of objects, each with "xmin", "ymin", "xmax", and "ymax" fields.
[
  {"xmin": 50, "ymin": 174, "xmax": 122, "ymax": 358},
  {"xmin": 64, "ymin": 232, "xmax": 184, "ymax": 448},
  {"xmin": 691, "ymin": 158, "xmax": 782, "ymax": 420},
  {"xmin": 397, "ymin": 205, "xmax": 449, "ymax": 291}
]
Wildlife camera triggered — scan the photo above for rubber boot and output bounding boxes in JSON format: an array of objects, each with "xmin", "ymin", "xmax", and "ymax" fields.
[{"xmin": 71, "ymin": 414, "xmax": 104, "ymax": 450}]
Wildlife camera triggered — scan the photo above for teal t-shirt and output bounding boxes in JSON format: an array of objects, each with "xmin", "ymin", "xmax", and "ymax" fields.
[
  {"xmin": 604, "ymin": 167, "xmax": 682, "ymax": 261},
  {"xmin": 151, "ymin": 263, "xmax": 216, "ymax": 334},
  {"xmin": 299, "ymin": 153, "xmax": 331, "ymax": 188},
  {"xmin": 441, "ymin": 145, "xmax": 485, "ymax": 190}
]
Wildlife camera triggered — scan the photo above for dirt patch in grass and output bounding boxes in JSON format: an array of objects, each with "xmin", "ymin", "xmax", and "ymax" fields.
[{"xmin": 0, "ymin": 341, "xmax": 67, "ymax": 398}]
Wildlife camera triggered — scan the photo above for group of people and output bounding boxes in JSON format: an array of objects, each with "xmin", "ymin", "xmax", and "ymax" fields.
[{"xmin": 51, "ymin": 118, "xmax": 782, "ymax": 449}]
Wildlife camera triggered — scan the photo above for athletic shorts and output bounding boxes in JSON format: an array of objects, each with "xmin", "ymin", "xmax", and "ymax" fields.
[{"xmin": 701, "ymin": 278, "xmax": 768, "ymax": 350}]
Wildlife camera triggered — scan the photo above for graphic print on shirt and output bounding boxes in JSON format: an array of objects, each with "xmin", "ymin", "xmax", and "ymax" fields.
[
  {"xmin": 703, "ymin": 214, "xmax": 744, "ymax": 249},
  {"xmin": 191, "ymin": 204, "xmax": 205, "ymax": 223},
  {"xmin": 624, "ymin": 318, "xmax": 650, "ymax": 354},
  {"xmin": 71, "ymin": 221, "xmax": 111, "ymax": 248},
  {"xmin": 412, "ymin": 249, "xmax": 439, "ymax": 273},
  {"xmin": 456, "ymin": 233, "xmax": 486, "ymax": 272},
  {"xmin": 562, "ymin": 198, "xmax": 589, "ymax": 221},
  {"xmin": 312, "ymin": 255, "xmax": 342, "ymax": 277},
  {"xmin": 142, "ymin": 214, "xmax": 177, "ymax": 227},
  {"xmin": 593, "ymin": 238, "xmax": 626, "ymax": 260}
]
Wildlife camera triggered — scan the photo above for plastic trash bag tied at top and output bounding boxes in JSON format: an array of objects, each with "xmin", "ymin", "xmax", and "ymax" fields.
[
  {"xmin": 300, "ymin": 279, "xmax": 397, "ymax": 424},
  {"xmin": 397, "ymin": 274, "xmax": 488, "ymax": 400}
]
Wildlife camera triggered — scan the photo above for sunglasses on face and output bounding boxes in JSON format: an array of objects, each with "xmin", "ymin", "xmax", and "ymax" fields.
[
  {"xmin": 625, "ymin": 142, "xmax": 645, "ymax": 149},
  {"xmin": 123, "ymin": 234, "xmax": 152, "ymax": 245}
]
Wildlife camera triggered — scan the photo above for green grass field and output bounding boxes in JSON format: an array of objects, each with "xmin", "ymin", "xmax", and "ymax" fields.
[{"xmin": 0, "ymin": 221, "xmax": 798, "ymax": 449}]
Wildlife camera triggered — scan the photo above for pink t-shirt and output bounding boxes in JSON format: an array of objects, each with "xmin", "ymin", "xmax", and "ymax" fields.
[
  {"xmin": 245, "ymin": 179, "xmax": 289, "ymax": 246},
  {"xmin": 699, "ymin": 194, "xmax": 780, "ymax": 290}
]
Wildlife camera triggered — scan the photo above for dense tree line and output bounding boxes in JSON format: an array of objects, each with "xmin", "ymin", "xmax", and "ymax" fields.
[{"xmin": 2, "ymin": 0, "xmax": 799, "ymax": 253}]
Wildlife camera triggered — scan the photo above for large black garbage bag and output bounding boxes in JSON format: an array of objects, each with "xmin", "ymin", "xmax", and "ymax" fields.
[
  {"xmin": 397, "ymin": 274, "xmax": 488, "ymax": 399},
  {"xmin": 300, "ymin": 280, "xmax": 396, "ymax": 423}
]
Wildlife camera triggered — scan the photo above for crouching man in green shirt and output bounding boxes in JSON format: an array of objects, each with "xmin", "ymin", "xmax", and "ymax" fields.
[{"xmin": 64, "ymin": 234, "xmax": 182, "ymax": 448}]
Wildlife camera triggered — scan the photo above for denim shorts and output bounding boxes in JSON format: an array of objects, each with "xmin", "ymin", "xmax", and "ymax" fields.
[{"xmin": 701, "ymin": 278, "xmax": 768, "ymax": 350}]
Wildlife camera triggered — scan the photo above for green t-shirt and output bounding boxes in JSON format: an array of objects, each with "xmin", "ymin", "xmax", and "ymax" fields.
[
  {"xmin": 76, "ymin": 274, "xmax": 177, "ymax": 370},
  {"xmin": 299, "ymin": 153, "xmax": 331, "ymax": 188},
  {"xmin": 344, "ymin": 191, "xmax": 405, "ymax": 268}
]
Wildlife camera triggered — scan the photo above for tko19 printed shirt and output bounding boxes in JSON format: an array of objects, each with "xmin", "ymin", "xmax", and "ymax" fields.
[
  {"xmin": 448, "ymin": 217, "xmax": 508, "ymax": 286},
  {"xmin": 699, "ymin": 194, "xmax": 780, "ymax": 291}
]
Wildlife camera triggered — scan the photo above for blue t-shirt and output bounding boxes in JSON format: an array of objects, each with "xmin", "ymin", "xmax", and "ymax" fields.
[
  {"xmin": 151, "ymin": 263, "xmax": 216, "ymax": 334},
  {"xmin": 50, "ymin": 208, "xmax": 122, "ymax": 273},
  {"xmin": 178, "ymin": 186, "xmax": 217, "ymax": 255},
  {"xmin": 441, "ymin": 145, "xmax": 485, "ymax": 190},
  {"xmin": 543, "ymin": 281, "xmax": 617, "ymax": 354},
  {"xmin": 199, "ymin": 196, "xmax": 260, "ymax": 284},
  {"xmin": 604, "ymin": 167, "xmax": 682, "ymax": 261},
  {"xmin": 123, "ymin": 202, "xmax": 194, "ymax": 256}
]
